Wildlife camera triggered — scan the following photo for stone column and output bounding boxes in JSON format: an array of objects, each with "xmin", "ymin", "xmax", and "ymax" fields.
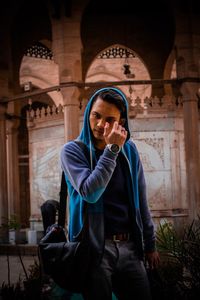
[
  {"xmin": 49, "ymin": 7, "xmax": 83, "ymax": 225},
  {"xmin": 170, "ymin": 131, "xmax": 182, "ymax": 209},
  {"xmin": 62, "ymin": 86, "xmax": 80, "ymax": 142},
  {"xmin": 181, "ymin": 82, "xmax": 200, "ymax": 220},
  {"xmin": 6, "ymin": 115, "xmax": 20, "ymax": 218},
  {"xmin": 175, "ymin": 12, "xmax": 200, "ymax": 219},
  {"xmin": 51, "ymin": 9, "xmax": 82, "ymax": 83},
  {"xmin": 0, "ymin": 104, "xmax": 8, "ymax": 226},
  {"xmin": 51, "ymin": 11, "xmax": 82, "ymax": 142}
]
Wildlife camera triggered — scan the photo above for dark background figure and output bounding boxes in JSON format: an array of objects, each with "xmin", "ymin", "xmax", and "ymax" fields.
[{"xmin": 40, "ymin": 199, "xmax": 59, "ymax": 234}]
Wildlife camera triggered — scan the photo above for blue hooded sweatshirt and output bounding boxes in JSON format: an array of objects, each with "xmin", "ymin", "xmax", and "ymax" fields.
[{"xmin": 60, "ymin": 87, "xmax": 156, "ymax": 258}]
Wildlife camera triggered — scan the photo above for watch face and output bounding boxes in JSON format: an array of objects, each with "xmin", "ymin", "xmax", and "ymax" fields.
[{"xmin": 111, "ymin": 144, "xmax": 120, "ymax": 153}]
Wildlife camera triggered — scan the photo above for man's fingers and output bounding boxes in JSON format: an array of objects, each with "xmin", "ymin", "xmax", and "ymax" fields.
[
  {"xmin": 104, "ymin": 121, "xmax": 127, "ymax": 147},
  {"xmin": 113, "ymin": 121, "xmax": 119, "ymax": 130},
  {"xmin": 103, "ymin": 122, "xmax": 110, "ymax": 137},
  {"xmin": 113, "ymin": 122, "xmax": 126, "ymax": 134}
]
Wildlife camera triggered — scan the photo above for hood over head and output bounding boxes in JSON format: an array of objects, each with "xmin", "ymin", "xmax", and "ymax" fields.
[{"xmin": 78, "ymin": 87, "xmax": 130, "ymax": 147}]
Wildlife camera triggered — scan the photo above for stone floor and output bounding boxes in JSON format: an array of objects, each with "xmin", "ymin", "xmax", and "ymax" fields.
[{"xmin": 0, "ymin": 244, "xmax": 38, "ymax": 285}]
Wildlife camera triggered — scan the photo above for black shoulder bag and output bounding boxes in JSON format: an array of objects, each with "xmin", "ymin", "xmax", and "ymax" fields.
[{"xmin": 39, "ymin": 142, "xmax": 91, "ymax": 293}]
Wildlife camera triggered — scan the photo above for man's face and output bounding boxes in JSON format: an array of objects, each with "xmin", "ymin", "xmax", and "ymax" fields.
[{"xmin": 89, "ymin": 97, "xmax": 121, "ymax": 148}]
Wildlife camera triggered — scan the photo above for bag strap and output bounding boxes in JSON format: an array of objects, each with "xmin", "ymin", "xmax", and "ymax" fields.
[
  {"xmin": 58, "ymin": 140, "xmax": 90, "ymax": 227},
  {"xmin": 58, "ymin": 171, "xmax": 68, "ymax": 227}
]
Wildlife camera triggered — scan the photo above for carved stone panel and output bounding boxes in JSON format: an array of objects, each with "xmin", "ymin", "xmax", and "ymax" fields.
[
  {"xmin": 130, "ymin": 111, "xmax": 188, "ymax": 222},
  {"xmin": 131, "ymin": 133, "xmax": 171, "ymax": 210},
  {"xmin": 28, "ymin": 116, "xmax": 64, "ymax": 225},
  {"xmin": 30, "ymin": 139, "xmax": 63, "ymax": 218}
]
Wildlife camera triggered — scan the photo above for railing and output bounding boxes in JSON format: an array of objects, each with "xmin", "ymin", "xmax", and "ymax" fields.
[
  {"xmin": 26, "ymin": 94, "xmax": 184, "ymax": 123},
  {"xmin": 27, "ymin": 104, "xmax": 63, "ymax": 122},
  {"xmin": 129, "ymin": 94, "xmax": 183, "ymax": 114}
]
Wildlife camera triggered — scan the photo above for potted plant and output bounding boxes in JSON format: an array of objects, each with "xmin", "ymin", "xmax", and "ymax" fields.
[
  {"xmin": 8, "ymin": 215, "xmax": 21, "ymax": 244},
  {"xmin": 1, "ymin": 214, "xmax": 21, "ymax": 244}
]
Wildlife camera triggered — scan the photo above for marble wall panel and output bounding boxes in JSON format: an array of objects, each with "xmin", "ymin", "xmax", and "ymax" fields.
[
  {"xmin": 130, "ymin": 115, "xmax": 186, "ymax": 215},
  {"xmin": 29, "ymin": 138, "xmax": 64, "ymax": 217},
  {"xmin": 131, "ymin": 117, "xmax": 175, "ymax": 132},
  {"xmin": 29, "ymin": 124, "xmax": 64, "ymax": 143},
  {"xmin": 131, "ymin": 132, "xmax": 172, "ymax": 210},
  {"xmin": 28, "ymin": 119, "xmax": 65, "ymax": 223}
]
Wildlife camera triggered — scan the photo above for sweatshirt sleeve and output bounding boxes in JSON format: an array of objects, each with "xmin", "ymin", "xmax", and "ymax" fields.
[{"xmin": 60, "ymin": 141, "xmax": 118, "ymax": 204}]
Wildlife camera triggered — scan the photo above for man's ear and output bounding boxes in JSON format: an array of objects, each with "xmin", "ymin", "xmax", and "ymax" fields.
[{"xmin": 119, "ymin": 118, "xmax": 126, "ymax": 126}]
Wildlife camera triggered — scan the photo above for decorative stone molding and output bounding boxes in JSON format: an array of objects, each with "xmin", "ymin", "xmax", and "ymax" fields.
[
  {"xmin": 27, "ymin": 104, "xmax": 63, "ymax": 123},
  {"xmin": 129, "ymin": 94, "xmax": 183, "ymax": 117}
]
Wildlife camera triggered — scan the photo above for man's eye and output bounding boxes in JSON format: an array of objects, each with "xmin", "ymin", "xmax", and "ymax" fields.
[
  {"xmin": 93, "ymin": 112, "xmax": 100, "ymax": 119},
  {"xmin": 106, "ymin": 118, "xmax": 115, "ymax": 124}
]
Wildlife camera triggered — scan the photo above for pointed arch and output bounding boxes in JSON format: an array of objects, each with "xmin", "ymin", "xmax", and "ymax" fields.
[{"xmin": 85, "ymin": 44, "xmax": 152, "ymax": 103}]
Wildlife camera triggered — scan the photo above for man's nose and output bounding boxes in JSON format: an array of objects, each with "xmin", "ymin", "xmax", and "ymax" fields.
[{"xmin": 97, "ymin": 119, "xmax": 106, "ymax": 128}]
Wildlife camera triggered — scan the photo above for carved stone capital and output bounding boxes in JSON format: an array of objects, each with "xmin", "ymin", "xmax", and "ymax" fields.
[
  {"xmin": 180, "ymin": 82, "xmax": 199, "ymax": 102},
  {"xmin": 62, "ymin": 86, "xmax": 81, "ymax": 106}
]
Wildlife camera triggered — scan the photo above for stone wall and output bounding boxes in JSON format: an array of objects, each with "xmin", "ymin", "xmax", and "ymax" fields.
[
  {"xmin": 27, "ymin": 106, "xmax": 64, "ymax": 230},
  {"xmin": 130, "ymin": 113, "xmax": 187, "ymax": 225},
  {"xmin": 129, "ymin": 95, "xmax": 188, "ymax": 226}
]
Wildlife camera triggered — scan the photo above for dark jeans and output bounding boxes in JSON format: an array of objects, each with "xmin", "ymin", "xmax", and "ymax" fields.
[{"xmin": 82, "ymin": 239, "xmax": 152, "ymax": 300}]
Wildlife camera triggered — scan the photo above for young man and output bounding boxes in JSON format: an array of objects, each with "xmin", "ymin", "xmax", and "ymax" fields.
[{"xmin": 60, "ymin": 87, "xmax": 160, "ymax": 300}]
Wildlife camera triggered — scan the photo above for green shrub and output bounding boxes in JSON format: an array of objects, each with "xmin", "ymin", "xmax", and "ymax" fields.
[{"xmin": 156, "ymin": 218, "xmax": 200, "ymax": 299}]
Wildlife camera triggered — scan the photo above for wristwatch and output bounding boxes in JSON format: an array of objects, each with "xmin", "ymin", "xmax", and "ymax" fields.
[{"xmin": 106, "ymin": 144, "xmax": 120, "ymax": 154}]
